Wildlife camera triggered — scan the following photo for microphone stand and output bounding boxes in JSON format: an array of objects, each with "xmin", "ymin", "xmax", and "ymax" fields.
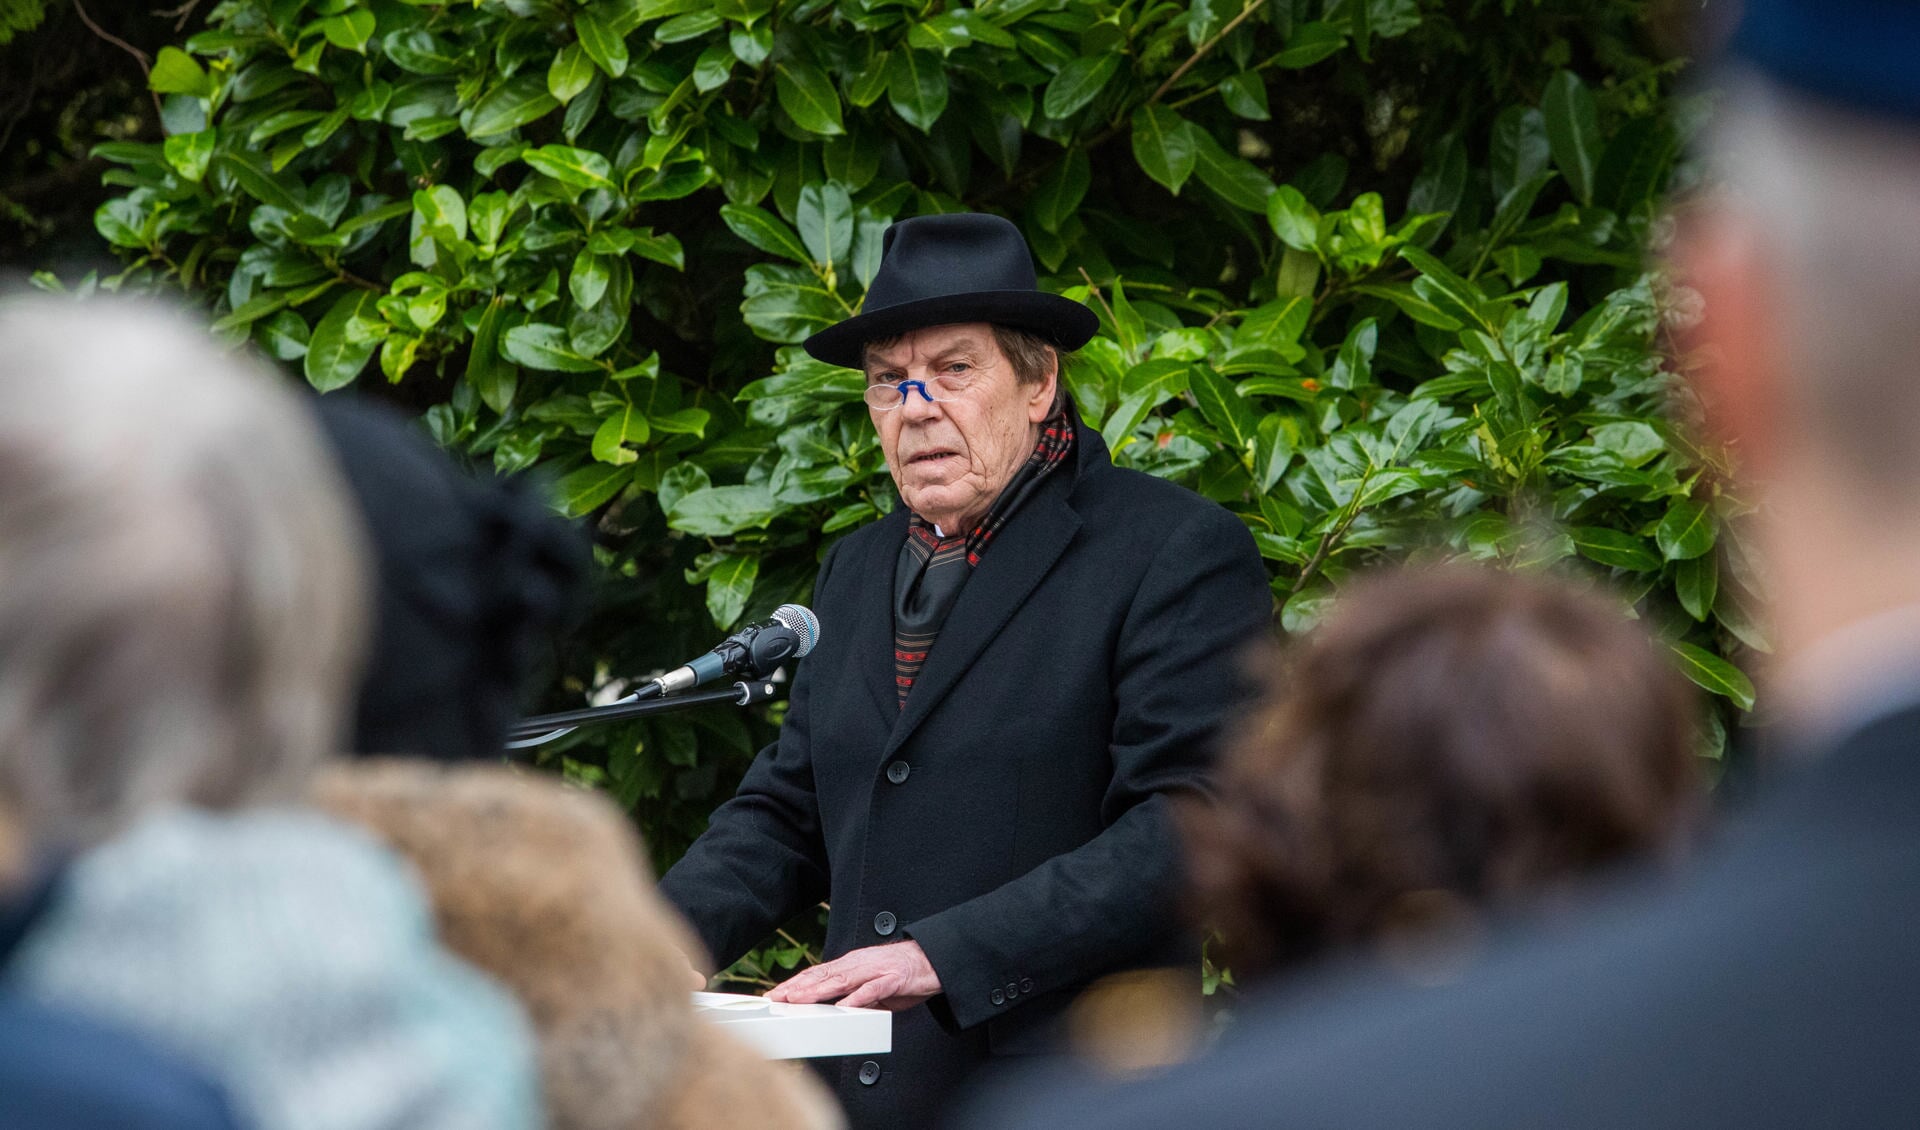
[{"xmin": 505, "ymin": 678, "xmax": 782, "ymax": 748}]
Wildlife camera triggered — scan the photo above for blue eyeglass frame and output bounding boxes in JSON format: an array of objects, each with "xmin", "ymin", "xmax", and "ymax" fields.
[{"xmin": 866, "ymin": 378, "xmax": 962, "ymax": 410}]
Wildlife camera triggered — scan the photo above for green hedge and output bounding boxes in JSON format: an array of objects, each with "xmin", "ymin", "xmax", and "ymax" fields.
[{"xmin": 69, "ymin": 0, "xmax": 1752, "ymax": 894}]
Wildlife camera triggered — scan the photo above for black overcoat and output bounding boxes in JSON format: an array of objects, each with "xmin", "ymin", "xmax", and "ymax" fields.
[{"xmin": 659, "ymin": 406, "xmax": 1271, "ymax": 1128}]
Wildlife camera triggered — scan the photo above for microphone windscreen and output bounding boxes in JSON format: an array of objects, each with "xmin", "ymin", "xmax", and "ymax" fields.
[{"xmin": 771, "ymin": 604, "xmax": 820, "ymax": 656}]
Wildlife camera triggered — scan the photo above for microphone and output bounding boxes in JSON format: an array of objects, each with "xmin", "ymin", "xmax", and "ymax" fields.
[{"xmin": 649, "ymin": 603, "xmax": 820, "ymax": 696}]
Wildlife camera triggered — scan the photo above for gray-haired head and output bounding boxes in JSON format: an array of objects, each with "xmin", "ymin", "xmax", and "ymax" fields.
[
  {"xmin": 1704, "ymin": 73, "xmax": 1920, "ymax": 502},
  {"xmin": 0, "ymin": 292, "xmax": 369, "ymax": 847}
]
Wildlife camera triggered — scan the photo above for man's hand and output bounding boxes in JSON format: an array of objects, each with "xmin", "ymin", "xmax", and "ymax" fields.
[{"xmin": 766, "ymin": 940, "xmax": 942, "ymax": 1011}]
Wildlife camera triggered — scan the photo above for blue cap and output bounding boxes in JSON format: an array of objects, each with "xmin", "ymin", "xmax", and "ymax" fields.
[{"xmin": 1729, "ymin": 0, "xmax": 1920, "ymax": 120}]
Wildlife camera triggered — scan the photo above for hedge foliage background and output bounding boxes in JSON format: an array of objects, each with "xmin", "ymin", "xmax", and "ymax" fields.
[{"xmin": 21, "ymin": 0, "xmax": 1742, "ymax": 981}]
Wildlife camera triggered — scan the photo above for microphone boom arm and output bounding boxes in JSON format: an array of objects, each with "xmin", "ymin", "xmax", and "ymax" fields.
[{"xmin": 504, "ymin": 679, "xmax": 782, "ymax": 749}]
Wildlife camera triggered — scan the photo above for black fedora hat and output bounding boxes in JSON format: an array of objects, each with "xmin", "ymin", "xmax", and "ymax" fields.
[{"xmin": 802, "ymin": 212, "xmax": 1099, "ymax": 370}]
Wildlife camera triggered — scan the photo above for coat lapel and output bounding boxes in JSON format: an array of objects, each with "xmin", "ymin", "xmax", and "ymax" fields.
[
  {"xmin": 884, "ymin": 475, "xmax": 1083, "ymax": 758},
  {"xmin": 840, "ymin": 507, "xmax": 909, "ymax": 724}
]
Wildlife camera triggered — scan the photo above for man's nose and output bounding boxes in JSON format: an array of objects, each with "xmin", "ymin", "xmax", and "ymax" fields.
[{"xmin": 899, "ymin": 382, "xmax": 944, "ymax": 422}]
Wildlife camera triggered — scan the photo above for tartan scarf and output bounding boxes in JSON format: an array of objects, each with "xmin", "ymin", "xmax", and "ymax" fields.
[{"xmin": 892, "ymin": 398, "xmax": 1076, "ymax": 708}]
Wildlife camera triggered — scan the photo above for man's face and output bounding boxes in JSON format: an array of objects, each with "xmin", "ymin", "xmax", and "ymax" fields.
[{"xmin": 864, "ymin": 323, "xmax": 1057, "ymax": 532}]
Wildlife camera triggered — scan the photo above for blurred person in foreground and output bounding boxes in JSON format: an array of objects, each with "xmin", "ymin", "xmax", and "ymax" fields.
[
  {"xmin": 306, "ymin": 398, "xmax": 843, "ymax": 1130},
  {"xmin": 961, "ymin": 4, "xmax": 1920, "ymax": 1127},
  {"xmin": 0, "ymin": 811, "xmax": 244, "ymax": 1130},
  {"xmin": 655, "ymin": 213, "xmax": 1271, "ymax": 1128},
  {"xmin": 1186, "ymin": 566, "xmax": 1700, "ymax": 984},
  {"xmin": 964, "ymin": 565, "xmax": 1701, "ymax": 1094},
  {"xmin": 0, "ymin": 294, "xmax": 540, "ymax": 1130}
]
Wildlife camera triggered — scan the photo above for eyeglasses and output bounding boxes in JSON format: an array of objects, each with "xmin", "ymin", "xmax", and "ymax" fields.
[{"xmin": 862, "ymin": 373, "xmax": 977, "ymax": 411}]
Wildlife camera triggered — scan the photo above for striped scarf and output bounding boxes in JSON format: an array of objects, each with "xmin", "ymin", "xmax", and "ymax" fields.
[{"xmin": 892, "ymin": 399, "xmax": 1075, "ymax": 707}]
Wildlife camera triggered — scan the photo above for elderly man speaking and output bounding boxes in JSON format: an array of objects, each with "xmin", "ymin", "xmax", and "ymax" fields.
[{"xmin": 659, "ymin": 213, "xmax": 1270, "ymax": 1125}]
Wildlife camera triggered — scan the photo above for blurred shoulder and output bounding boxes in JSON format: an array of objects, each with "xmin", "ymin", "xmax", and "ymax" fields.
[{"xmin": 0, "ymin": 993, "xmax": 242, "ymax": 1130}]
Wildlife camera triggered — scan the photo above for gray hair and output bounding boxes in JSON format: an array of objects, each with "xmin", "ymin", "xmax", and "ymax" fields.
[
  {"xmin": 0, "ymin": 293, "xmax": 369, "ymax": 847},
  {"xmin": 1707, "ymin": 72, "xmax": 1920, "ymax": 500}
]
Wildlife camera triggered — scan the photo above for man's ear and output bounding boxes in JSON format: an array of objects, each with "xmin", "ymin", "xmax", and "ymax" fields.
[
  {"xmin": 1671, "ymin": 205, "xmax": 1786, "ymax": 477},
  {"xmin": 1027, "ymin": 353, "xmax": 1060, "ymax": 423}
]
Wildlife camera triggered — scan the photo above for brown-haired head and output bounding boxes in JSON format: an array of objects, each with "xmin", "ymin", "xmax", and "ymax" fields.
[{"xmin": 1180, "ymin": 564, "xmax": 1701, "ymax": 982}]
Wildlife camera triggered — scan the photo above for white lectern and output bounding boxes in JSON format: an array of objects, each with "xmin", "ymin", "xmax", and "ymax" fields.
[{"xmin": 692, "ymin": 991, "xmax": 893, "ymax": 1060}]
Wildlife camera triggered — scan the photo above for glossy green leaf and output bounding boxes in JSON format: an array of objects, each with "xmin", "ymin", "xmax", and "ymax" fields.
[
  {"xmin": 524, "ymin": 144, "xmax": 616, "ymax": 189},
  {"xmin": 693, "ymin": 43, "xmax": 734, "ymax": 93},
  {"xmin": 149, "ymin": 47, "xmax": 210, "ymax": 95},
  {"xmin": 1043, "ymin": 53, "xmax": 1120, "ymax": 120},
  {"xmin": 1192, "ymin": 129, "xmax": 1275, "ymax": 212},
  {"xmin": 320, "ymin": 8, "xmax": 375, "ymax": 53},
  {"xmin": 796, "ymin": 181, "xmax": 853, "ymax": 266},
  {"xmin": 412, "ymin": 184, "xmax": 466, "ymax": 244},
  {"xmin": 1570, "ymin": 526, "xmax": 1660, "ymax": 572},
  {"xmin": 592, "ymin": 403, "xmax": 650, "ymax": 464},
  {"xmin": 555, "ymin": 464, "xmax": 630, "ymax": 517},
  {"xmin": 721, "ymin": 204, "xmax": 811, "ymax": 263},
  {"xmin": 1490, "ymin": 104, "xmax": 1550, "ymax": 201},
  {"xmin": 572, "ymin": 249, "xmax": 611, "ymax": 308},
  {"xmin": 548, "ymin": 44, "xmax": 597, "ymax": 103},
  {"xmin": 1399, "ymin": 245, "xmax": 1489, "ymax": 328},
  {"xmin": 1033, "ymin": 151, "xmax": 1090, "ymax": 234},
  {"xmin": 256, "ymin": 310, "xmax": 310, "ymax": 361},
  {"xmin": 1655, "ymin": 498, "xmax": 1716, "ymax": 561},
  {"xmin": 650, "ymin": 407, "xmax": 711, "ymax": 436},
  {"xmin": 851, "ymin": 206, "xmax": 890, "ymax": 288},
  {"xmin": 1219, "ymin": 72, "xmax": 1270, "ymax": 120},
  {"xmin": 218, "ymin": 152, "xmax": 304, "ymax": 212},
  {"xmin": 666, "ymin": 484, "xmax": 777, "ymax": 536},
  {"xmin": 576, "ymin": 9, "xmax": 629, "ymax": 78},
  {"xmin": 163, "ymin": 130, "xmax": 214, "ymax": 182},
  {"xmin": 1275, "ymin": 21, "xmax": 1345, "ymax": 67},
  {"xmin": 304, "ymin": 290, "xmax": 381, "ymax": 392},
  {"xmin": 1266, "ymin": 185, "xmax": 1320, "ymax": 251},
  {"xmin": 1541, "ymin": 69, "xmax": 1601, "ymax": 205},
  {"xmin": 468, "ymin": 74, "xmax": 560, "ymax": 138},
  {"xmin": 466, "ymin": 296, "xmax": 515, "ymax": 412},
  {"xmin": 1191, "ymin": 364, "xmax": 1257, "ymax": 452},
  {"xmin": 1132, "ymin": 105, "xmax": 1197, "ymax": 194},
  {"xmin": 1239, "ymin": 296, "xmax": 1310, "ymax": 347},
  {"xmin": 705, "ymin": 554, "xmax": 759, "ymax": 629},
  {"xmin": 657, "ymin": 11, "xmax": 724, "ymax": 42},
  {"xmin": 887, "ymin": 49, "xmax": 949, "ymax": 133},
  {"xmin": 1669, "ymin": 641, "xmax": 1756, "ymax": 711},
  {"xmin": 775, "ymin": 61, "xmax": 844, "ymax": 136},
  {"xmin": 209, "ymin": 291, "xmax": 289, "ymax": 333},
  {"xmin": 741, "ymin": 265, "xmax": 842, "ymax": 343},
  {"xmin": 730, "ymin": 23, "xmax": 772, "ymax": 66},
  {"xmin": 502, "ymin": 322, "xmax": 603, "ymax": 372},
  {"xmin": 385, "ymin": 29, "xmax": 460, "ymax": 74},
  {"xmin": 1676, "ymin": 554, "xmax": 1718, "ymax": 622}
]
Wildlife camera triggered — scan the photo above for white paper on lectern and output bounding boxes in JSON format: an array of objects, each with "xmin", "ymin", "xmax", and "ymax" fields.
[{"xmin": 692, "ymin": 991, "xmax": 893, "ymax": 1060}]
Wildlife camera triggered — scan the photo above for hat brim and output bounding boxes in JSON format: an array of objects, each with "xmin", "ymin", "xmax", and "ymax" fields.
[{"xmin": 802, "ymin": 290, "xmax": 1100, "ymax": 370}]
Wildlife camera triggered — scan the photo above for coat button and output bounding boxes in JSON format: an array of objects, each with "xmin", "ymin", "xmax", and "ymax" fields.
[
  {"xmin": 858, "ymin": 1061, "xmax": 881, "ymax": 1086},
  {"xmin": 990, "ymin": 989, "xmax": 1006, "ymax": 1006},
  {"xmin": 874, "ymin": 911, "xmax": 897, "ymax": 936},
  {"xmin": 886, "ymin": 760, "xmax": 911, "ymax": 785},
  {"xmin": 1019, "ymin": 977, "xmax": 1035, "ymax": 994},
  {"xmin": 1006, "ymin": 981, "xmax": 1020, "ymax": 999}
]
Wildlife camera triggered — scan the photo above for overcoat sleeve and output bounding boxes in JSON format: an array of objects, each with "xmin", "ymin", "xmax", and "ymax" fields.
[
  {"xmin": 904, "ymin": 505, "xmax": 1270, "ymax": 1030},
  {"xmin": 656, "ymin": 543, "xmax": 839, "ymax": 970}
]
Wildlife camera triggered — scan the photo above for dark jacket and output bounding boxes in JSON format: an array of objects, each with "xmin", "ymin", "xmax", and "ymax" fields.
[
  {"xmin": 960, "ymin": 702, "xmax": 1920, "ymax": 1130},
  {"xmin": 1, "ymin": 869, "xmax": 244, "ymax": 1130},
  {"xmin": 660, "ymin": 407, "xmax": 1271, "ymax": 1128},
  {"xmin": 0, "ymin": 994, "xmax": 246, "ymax": 1130}
]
